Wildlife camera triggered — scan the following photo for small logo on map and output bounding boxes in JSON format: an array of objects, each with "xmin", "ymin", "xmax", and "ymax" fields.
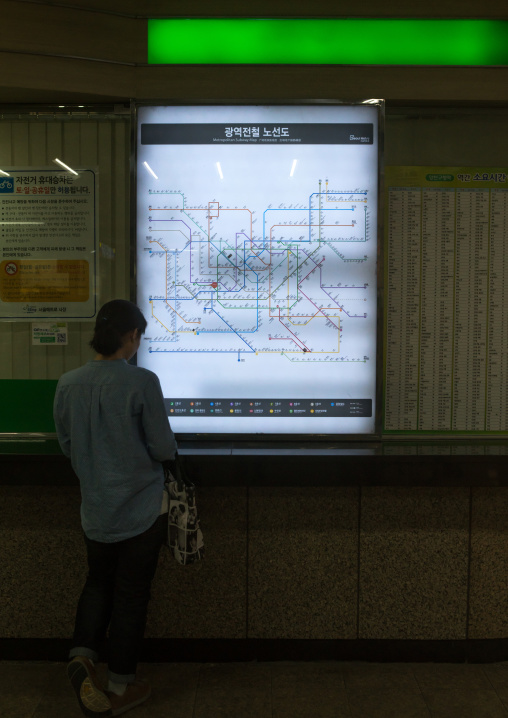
[
  {"xmin": 0, "ymin": 178, "xmax": 14, "ymax": 193},
  {"xmin": 22, "ymin": 304, "xmax": 37, "ymax": 314}
]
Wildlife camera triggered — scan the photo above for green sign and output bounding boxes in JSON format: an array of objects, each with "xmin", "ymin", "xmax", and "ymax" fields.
[
  {"xmin": 148, "ymin": 19, "xmax": 508, "ymax": 66},
  {"xmin": 0, "ymin": 380, "xmax": 58, "ymax": 433}
]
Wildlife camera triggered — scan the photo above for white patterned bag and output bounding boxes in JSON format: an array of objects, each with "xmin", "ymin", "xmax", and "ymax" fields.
[{"xmin": 164, "ymin": 460, "xmax": 204, "ymax": 565}]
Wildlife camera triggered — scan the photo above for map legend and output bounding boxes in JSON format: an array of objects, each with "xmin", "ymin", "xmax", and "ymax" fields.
[{"xmin": 164, "ymin": 399, "xmax": 372, "ymax": 417}]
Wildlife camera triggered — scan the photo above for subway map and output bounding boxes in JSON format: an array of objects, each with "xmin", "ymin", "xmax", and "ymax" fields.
[
  {"xmin": 143, "ymin": 183, "xmax": 372, "ymax": 363},
  {"xmin": 136, "ymin": 105, "xmax": 378, "ymax": 434}
]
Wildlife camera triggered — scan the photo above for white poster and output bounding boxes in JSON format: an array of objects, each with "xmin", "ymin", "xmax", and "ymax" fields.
[
  {"xmin": 136, "ymin": 105, "xmax": 379, "ymax": 435},
  {"xmin": 384, "ymin": 166, "xmax": 508, "ymax": 435},
  {"xmin": 0, "ymin": 169, "xmax": 97, "ymax": 320},
  {"xmin": 31, "ymin": 322, "xmax": 68, "ymax": 345}
]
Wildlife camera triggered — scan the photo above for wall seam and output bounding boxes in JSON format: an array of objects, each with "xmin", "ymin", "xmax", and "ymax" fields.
[
  {"xmin": 357, "ymin": 485, "xmax": 362, "ymax": 640},
  {"xmin": 246, "ymin": 483, "xmax": 250, "ymax": 640},
  {"xmin": 465, "ymin": 485, "xmax": 473, "ymax": 652}
]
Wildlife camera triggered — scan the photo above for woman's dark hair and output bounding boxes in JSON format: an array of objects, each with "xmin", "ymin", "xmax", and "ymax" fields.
[{"xmin": 89, "ymin": 299, "xmax": 147, "ymax": 356}]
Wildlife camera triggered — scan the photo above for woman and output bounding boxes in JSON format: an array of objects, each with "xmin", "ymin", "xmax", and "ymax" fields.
[{"xmin": 53, "ymin": 299, "xmax": 177, "ymax": 717}]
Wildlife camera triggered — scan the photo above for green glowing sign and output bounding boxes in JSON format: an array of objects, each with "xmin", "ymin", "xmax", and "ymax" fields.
[{"xmin": 148, "ymin": 19, "xmax": 508, "ymax": 66}]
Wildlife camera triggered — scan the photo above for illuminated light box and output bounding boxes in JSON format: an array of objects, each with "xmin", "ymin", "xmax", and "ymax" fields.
[
  {"xmin": 148, "ymin": 19, "xmax": 508, "ymax": 66},
  {"xmin": 136, "ymin": 104, "xmax": 380, "ymax": 436}
]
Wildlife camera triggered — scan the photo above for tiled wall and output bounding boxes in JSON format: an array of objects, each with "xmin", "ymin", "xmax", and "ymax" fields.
[
  {"xmin": 0, "ymin": 113, "xmax": 130, "ymax": 382},
  {"xmin": 1, "ymin": 484, "xmax": 507, "ymax": 642}
]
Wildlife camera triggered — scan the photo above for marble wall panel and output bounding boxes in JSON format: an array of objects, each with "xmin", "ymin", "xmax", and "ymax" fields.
[
  {"xmin": 359, "ymin": 487, "xmax": 470, "ymax": 639},
  {"xmin": 4, "ymin": 481, "xmax": 507, "ymax": 645},
  {"xmin": 0, "ymin": 485, "xmax": 248, "ymax": 641},
  {"xmin": 146, "ymin": 486, "xmax": 248, "ymax": 639},
  {"xmin": 469, "ymin": 487, "xmax": 508, "ymax": 639},
  {"xmin": 0, "ymin": 485, "xmax": 84, "ymax": 638},
  {"xmin": 248, "ymin": 486, "xmax": 359, "ymax": 639}
]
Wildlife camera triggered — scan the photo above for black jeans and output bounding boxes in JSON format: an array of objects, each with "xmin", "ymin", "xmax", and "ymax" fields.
[{"xmin": 70, "ymin": 513, "xmax": 167, "ymax": 683}]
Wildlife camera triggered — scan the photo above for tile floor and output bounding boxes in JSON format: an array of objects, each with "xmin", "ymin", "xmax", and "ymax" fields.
[{"xmin": 1, "ymin": 660, "xmax": 508, "ymax": 718}]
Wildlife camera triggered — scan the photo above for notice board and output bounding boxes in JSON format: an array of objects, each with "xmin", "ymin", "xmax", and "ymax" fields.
[
  {"xmin": 384, "ymin": 166, "xmax": 508, "ymax": 435},
  {"xmin": 0, "ymin": 169, "xmax": 97, "ymax": 320}
]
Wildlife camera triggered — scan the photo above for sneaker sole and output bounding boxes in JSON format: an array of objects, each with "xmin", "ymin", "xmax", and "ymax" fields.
[
  {"xmin": 110, "ymin": 685, "xmax": 151, "ymax": 717},
  {"xmin": 67, "ymin": 659, "xmax": 112, "ymax": 717}
]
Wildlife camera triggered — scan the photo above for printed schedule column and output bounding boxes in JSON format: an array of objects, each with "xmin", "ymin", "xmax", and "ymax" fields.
[
  {"xmin": 385, "ymin": 188, "xmax": 421, "ymax": 430},
  {"xmin": 418, "ymin": 189, "xmax": 455, "ymax": 430},
  {"xmin": 452, "ymin": 189, "xmax": 489, "ymax": 431},
  {"xmin": 487, "ymin": 189, "xmax": 508, "ymax": 430}
]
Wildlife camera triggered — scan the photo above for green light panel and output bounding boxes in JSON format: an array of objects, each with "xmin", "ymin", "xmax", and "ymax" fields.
[{"xmin": 148, "ymin": 19, "xmax": 508, "ymax": 66}]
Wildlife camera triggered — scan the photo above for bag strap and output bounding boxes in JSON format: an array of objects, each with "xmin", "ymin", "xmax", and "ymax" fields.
[{"xmin": 163, "ymin": 453, "xmax": 194, "ymax": 493}]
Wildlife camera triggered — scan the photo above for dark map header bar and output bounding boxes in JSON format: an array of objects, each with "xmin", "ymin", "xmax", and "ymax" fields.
[{"xmin": 141, "ymin": 123, "xmax": 373, "ymax": 145}]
